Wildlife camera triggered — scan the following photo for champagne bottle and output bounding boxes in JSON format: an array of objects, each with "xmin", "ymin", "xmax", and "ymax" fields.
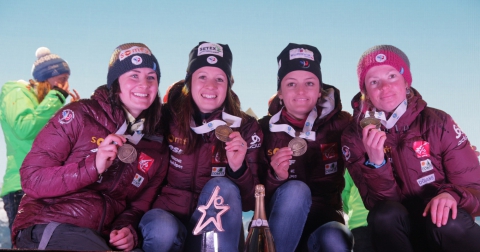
[{"xmin": 245, "ymin": 184, "xmax": 276, "ymax": 252}]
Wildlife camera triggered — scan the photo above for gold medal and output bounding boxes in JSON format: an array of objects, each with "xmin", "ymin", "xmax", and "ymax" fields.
[
  {"xmin": 360, "ymin": 111, "xmax": 381, "ymax": 129},
  {"xmin": 117, "ymin": 143, "xmax": 137, "ymax": 163},
  {"xmin": 215, "ymin": 125, "xmax": 233, "ymax": 142},
  {"xmin": 288, "ymin": 137, "xmax": 307, "ymax": 157}
]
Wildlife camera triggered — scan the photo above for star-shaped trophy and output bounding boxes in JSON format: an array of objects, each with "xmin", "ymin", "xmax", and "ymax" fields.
[{"xmin": 193, "ymin": 185, "xmax": 230, "ymax": 252}]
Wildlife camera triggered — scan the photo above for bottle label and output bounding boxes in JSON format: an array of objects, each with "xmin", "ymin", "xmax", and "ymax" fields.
[{"xmin": 251, "ymin": 218, "xmax": 269, "ymax": 227}]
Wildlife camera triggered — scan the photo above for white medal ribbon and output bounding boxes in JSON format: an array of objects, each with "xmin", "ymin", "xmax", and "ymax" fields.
[
  {"xmin": 268, "ymin": 107, "xmax": 317, "ymax": 141},
  {"xmin": 365, "ymin": 99, "xmax": 408, "ymax": 129},
  {"xmin": 190, "ymin": 112, "xmax": 242, "ymax": 134},
  {"xmin": 115, "ymin": 121, "xmax": 144, "ymax": 145}
]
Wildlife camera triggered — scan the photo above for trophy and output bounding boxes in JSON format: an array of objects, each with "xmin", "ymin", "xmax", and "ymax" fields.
[{"xmin": 193, "ymin": 185, "xmax": 230, "ymax": 252}]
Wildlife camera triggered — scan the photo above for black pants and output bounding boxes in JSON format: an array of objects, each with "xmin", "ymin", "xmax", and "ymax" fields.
[
  {"xmin": 351, "ymin": 226, "xmax": 374, "ymax": 252},
  {"xmin": 368, "ymin": 201, "xmax": 480, "ymax": 252},
  {"xmin": 16, "ymin": 223, "xmax": 112, "ymax": 251}
]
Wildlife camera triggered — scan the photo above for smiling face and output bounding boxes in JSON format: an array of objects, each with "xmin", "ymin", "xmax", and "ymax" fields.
[
  {"xmin": 364, "ymin": 65, "xmax": 408, "ymax": 113},
  {"xmin": 191, "ymin": 66, "xmax": 228, "ymax": 113},
  {"xmin": 118, "ymin": 68, "xmax": 158, "ymax": 118},
  {"xmin": 278, "ymin": 70, "xmax": 321, "ymax": 119}
]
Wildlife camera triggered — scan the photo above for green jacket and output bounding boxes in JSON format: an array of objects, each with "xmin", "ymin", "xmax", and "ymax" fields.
[
  {"xmin": 342, "ymin": 169, "xmax": 369, "ymax": 229},
  {"xmin": 0, "ymin": 80, "xmax": 66, "ymax": 196}
]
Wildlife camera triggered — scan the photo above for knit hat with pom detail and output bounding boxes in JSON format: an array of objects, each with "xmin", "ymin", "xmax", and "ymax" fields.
[
  {"xmin": 357, "ymin": 45, "xmax": 411, "ymax": 92},
  {"xmin": 31, "ymin": 47, "xmax": 70, "ymax": 82},
  {"xmin": 107, "ymin": 43, "xmax": 161, "ymax": 89}
]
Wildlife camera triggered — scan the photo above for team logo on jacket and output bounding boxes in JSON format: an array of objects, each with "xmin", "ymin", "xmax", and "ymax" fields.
[
  {"xmin": 59, "ymin": 109, "xmax": 74, "ymax": 124},
  {"xmin": 249, "ymin": 133, "xmax": 261, "ymax": 149},
  {"xmin": 325, "ymin": 162, "xmax": 338, "ymax": 175},
  {"xmin": 420, "ymin": 159, "xmax": 433, "ymax": 173},
  {"xmin": 341, "ymin": 146, "xmax": 351, "ymax": 161},
  {"xmin": 211, "ymin": 167, "xmax": 226, "ymax": 176},
  {"xmin": 132, "ymin": 173, "xmax": 144, "ymax": 187},
  {"xmin": 453, "ymin": 123, "xmax": 468, "ymax": 146},
  {"xmin": 137, "ymin": 152, "xmax": 153, "ymax": 173},
  {"xmin": 413, "ymin": 141, "xmax": 430, "ymax": 158},
  {"xmin": 321, "ymin": 143, "xmax": 338, "ymax": 161}
]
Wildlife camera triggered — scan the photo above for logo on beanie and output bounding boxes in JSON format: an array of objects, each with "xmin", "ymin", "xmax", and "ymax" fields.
[
  {"xmin": 132, "ymin": 55, "xmax": 143, "ymax": 65},
  {"xmin": 198, "ymin": 43, "xmax": 223, "ymax": 57},
  {"xmin": 289, "ymin": 48, "xmax": 314, "ymax": 61},
  {"xmin": 207, "ymin": 56, "xmax": 218, "ymax": 64},
  {"xmin": 299, "ymin": 60, "xmax": 310, "ymax": 68},
  {"xmin": 375, "ymin": 54, "xmax": 387, "ymax": 63},
  {"xmin": 119, "ymin": 46, "xmax": 152, "ymax": 61}
]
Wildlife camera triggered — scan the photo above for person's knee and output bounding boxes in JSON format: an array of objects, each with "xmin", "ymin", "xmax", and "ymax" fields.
[
  {"xmin": 277, "ymin": 180, "xmax": 311, "ymax": 204},
  {"xmin": 368, "ymin": 201, "xmax": 408, "ymax": 228},
  {"xmin": 203, "ymin": 177, "xmax": 241, "ymax": 201},
  {"xmin": 140, "ymin": 209, "xmax": 184, "ymax": 240},
  {"xmin": 308, "ymin": 221, "xmax": 353, "ymax": 251},
  {"xmin": 426, "ymin": 208, "xmax": 470, "ymax": 242}
]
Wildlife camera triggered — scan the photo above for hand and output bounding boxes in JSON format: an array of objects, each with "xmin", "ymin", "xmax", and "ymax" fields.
[
  {"xmin": 225, "ymin": 131, "xmax": 247, "ymax": 172},
  {"xmin": 55, "ymin": 81, "xmax": 71, "ymax": 93},
  {"xmin": 95, "ymin": 134, "xmax": 126, "ymax": 174},
  {"xmin": 270, "ymin": 147, "xmax": 293, "ymax": 180},
  {"xmin": 110, "ymin": 227, "xmax": 134, "ymax": 251},
  {"xmin": 69, "ymin": 89, "xmax": 80, "ymax": 102},
  {"xmin": 423, "ymin": 192, "xmax": 457, "ymax": 227},
  {"xmin": 362, "ymin": 124, "xmax": 386, "ymax": 165}
]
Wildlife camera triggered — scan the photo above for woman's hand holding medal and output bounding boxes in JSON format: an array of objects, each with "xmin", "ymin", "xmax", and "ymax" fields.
[
  {"xmin": 224, "ymin": 131, "xmax": 248, "ymax": 172},
  {"xmin": 270, "ymin": 147, "xmax": 293, "ymax": 181},
  {"xmin": 362, "ymin": 124, "xmax": 386, "ymax": 165},
  {"xmin": 96, "ymin": 134, "xmax": 127, "ymax": 175}
]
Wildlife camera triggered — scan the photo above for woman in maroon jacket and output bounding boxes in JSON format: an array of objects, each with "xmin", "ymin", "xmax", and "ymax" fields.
[
  {"xmin": 12, "ymin": 43, "xmax": 167, "ymax": 251},
  {"xmin": 138, "ymin": 41, "xmax": 262, "ymax": 252},
  {"xmin": 259, "ymin": 43, "xmax": 353, "ymax": 252},
  {"xmin": 341, "ymin": 45, "xmax": 480, "ymax": 252}
]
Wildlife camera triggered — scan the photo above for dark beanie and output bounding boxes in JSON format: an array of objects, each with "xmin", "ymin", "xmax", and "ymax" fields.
[
  {"xmin": 277, "ymin": 43, "xmax": 322, "ymax": 90},
  {"xmin": 107, "ymin": 43, "xmax": 161, "ymax": 88},
  {"xmin": 185, "ymin": 41, "xmax": 233, "ymax": 86},
  {"xmin": 357, "ymin": 45, "xmax": 411, "ymax": 92},
  {"xmin": 32, "ymin": 47, "xmax": 70, "ymax": 82}
]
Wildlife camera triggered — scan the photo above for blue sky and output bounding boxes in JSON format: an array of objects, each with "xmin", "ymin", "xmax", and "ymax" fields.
[{"xmin": 0, "ymin": 0, "xmax": 478, "ymax": 178}]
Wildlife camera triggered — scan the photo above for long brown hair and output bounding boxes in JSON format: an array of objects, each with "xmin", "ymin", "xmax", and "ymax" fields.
[
  {"xmin": 170, "ymin": 79, "xmax": 246, "ymax": 159},
  {"xmin": 108, "ymin": 80, "xmax": 162, "ymax": 136},
  {"xmin": 30, "ymin": 79, "xmax": 51, "ymax": 103}
]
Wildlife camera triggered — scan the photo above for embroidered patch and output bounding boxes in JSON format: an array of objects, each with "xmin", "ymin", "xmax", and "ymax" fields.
[
  {"xmin": 207, "ymin": 56, "xmax": 218, "ymax": 64},
  {"xmin": 289, "ymin": 48, "xmax": 314, "ymax": 60},
  {"xmin": 249, "ymin": 133, "xmax": 261, "ymax": 149},
  {"xmin": 321, "ymin": 143, "xmax": 338, "ymax": 161},
  {"xmin": 211, "ymin": 167, "xmax": 226, "ymax": 176},
  {"xmin": 413, "ymin": 141, "xmax": 430, "ymax": 158},
  {"xmin": 131, "ymin": 55, "xmax": 143, "ymax": 65},
  {"xmin": 375, "ymin": 54, "xmax": 386, "ymax": 62},
  {"xmin": 325, "ymin": 162, "xmax": 338, "ymax": 175},
  {"xmin": 132, "ymin": 173, "xmax": 144, "ymax": 187},
  {"xmin": 59, "ymin": 109, "xmax": 74, "ymax": 124},
  {"xmin": 417, "ymin": 174, "xmax": 435, "ymax": 187},
  {"xmin": 137, "ymin": 152, "xmax": 154, "ymax": 173},
  {"xmin": 119, "ymin": 46, "xmax": 152, "ymax": 61},
  {"xmin": 420, "ymin": 159, "xmax": 433, "ymax": 172},
  {"xmin": 342, "ymin": 146, "xmax": 351, "ymax": 161},
  {"xmin": 197, "ymin": 43, "xmax": 223, "ymax": 57}
]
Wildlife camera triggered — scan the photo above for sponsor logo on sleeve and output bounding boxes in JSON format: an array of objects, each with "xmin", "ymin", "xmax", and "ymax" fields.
[
  {"xmin": 420, "ymin": 159, "xmax": 433, "ymax": 173},
  {"xmin": 59, "ymin": 109, "xmax": 74, "ymax": 124},
  {"xmin": 325, "ymin": 162, "xmax": 338, "ymax": 175},
  {"xmin": 249, "ymin": 133, "xmax": 261, "ymax": 149},
  {"xmin": 211, "ymin": 167, "xmax": 226, "ymax": 176},
  {"xmin": 137, "ymin": 152, "xmax": 153, "ymax": 173},
  {"xmin": 417, "ymin": 174, "xmax": 435, "ymax": 187},
  {"xmin": 342, "ymin": 145, "xmax": 351, "ymax": 161},
  {"xmin": 321, "ymin": 143, "xmax": 338, "ymax": 161},
  {"xmin": 413, "ymin": 141, "xmax": 430, "ymax": 158},
  {"xmin": 132, "ymin": 173, "xmax": 145, "ymax": 187},
  {"xmin": 453, "ymin": 123, "xmax": 468, "ymax": 146}
]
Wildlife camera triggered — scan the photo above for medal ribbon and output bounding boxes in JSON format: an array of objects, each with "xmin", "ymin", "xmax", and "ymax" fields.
[
  {"xmin": 190, "ymin": 112, "xmax": 242, "ymax": 135},
  {"xmin": 268, "ymin": 107, "xmax": 317, "ymax": 141},
  {"xmin": 115, "ymin": 121, "xmax": 144, "ymax": 145},
  {"xmin": 365, "ymin": 99, "xmax": 408, "ymax": 129}
]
